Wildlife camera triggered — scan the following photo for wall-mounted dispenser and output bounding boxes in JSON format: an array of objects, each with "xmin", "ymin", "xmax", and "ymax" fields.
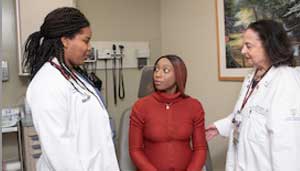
[{"xmin": 136, "ymin": 49, "xmax": 150, "ymax": 69}]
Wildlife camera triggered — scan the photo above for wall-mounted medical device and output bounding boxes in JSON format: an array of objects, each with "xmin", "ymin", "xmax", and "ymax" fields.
[
  {"xmin": 90, "ymin": 41, "xmax": 150, "ymax": 69},
  {"xmin": 136, "ymin": 49, "xmax": 150, "ymax": 69},
  {"xmin": 2, "ymin": 60, "xmax": 9, "ymax": 81},
  {"xmin": 84, "ymin": 47, "xmax": 98, "ymax": 63},
  {"xmin": 81, "ymin": 41, "xmax": 150, "ymax": 106}
]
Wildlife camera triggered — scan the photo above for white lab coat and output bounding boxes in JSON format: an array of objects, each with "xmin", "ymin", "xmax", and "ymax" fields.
[
  {"xmin": 215, "ymin": 66, "xmax": 300, "ymax": 171},
  {"xmin": 26, "ymin": 59, "xmax": 120, "ymax": 171}
]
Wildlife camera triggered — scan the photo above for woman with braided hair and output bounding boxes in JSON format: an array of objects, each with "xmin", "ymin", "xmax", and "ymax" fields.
[{"xmin": 25, "ymin": 7, "xmax": 119, "ymax": 171}]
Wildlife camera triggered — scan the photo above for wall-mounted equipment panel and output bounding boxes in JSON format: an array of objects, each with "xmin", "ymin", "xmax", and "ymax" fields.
[{"xmin": 90, "ymin": 41, "xmax": 150, "ymax": 69}]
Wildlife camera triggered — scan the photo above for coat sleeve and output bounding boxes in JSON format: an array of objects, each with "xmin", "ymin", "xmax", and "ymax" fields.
[
  {"xmin": 129, "ymin": 102, "xmax": 158, "ymax": 171},
  {"xmin": 27, "ymin": 82, "xmax": 85, "ymax": 171},
  {"xmin": 214, "ymin": 113, "xmax": 234, "ymax": 137},
  {"xmin": 267, "ymin": 71, "xmax": 300, "ymax": 171},
  {"xmin": 214, "ymin": 73, "xmax": 252, "ymax": 137},
  {"xmin": 187, "ymin": 101, "xmax": 207, "ymax": 171}
]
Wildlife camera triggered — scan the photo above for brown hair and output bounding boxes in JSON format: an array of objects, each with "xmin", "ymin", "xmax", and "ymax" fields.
[
  {"xmin": 153, "ymin": 54, "xmax": 187, "ymax": 95},
  {"xmin": 247, "ymin": 20, "xmax": 295, "ymax": 67}
]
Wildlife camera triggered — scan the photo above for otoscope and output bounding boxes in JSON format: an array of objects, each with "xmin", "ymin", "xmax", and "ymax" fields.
[
  {"xmin": 118, "ymin": 45, "xmax": 125, "ymax": 99},
  {"xmin": 112, "ymin": 44, "xmax": 118, "ymax": 105}
]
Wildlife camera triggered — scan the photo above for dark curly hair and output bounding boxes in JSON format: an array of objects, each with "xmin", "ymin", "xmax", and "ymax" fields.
[
  {"xmin": 23, "ymin": 7, "xmax": 90, "ymax": 78},
  {"xmin": 247, "ymin": 20, "xmax": 295, "ymax": 67}
]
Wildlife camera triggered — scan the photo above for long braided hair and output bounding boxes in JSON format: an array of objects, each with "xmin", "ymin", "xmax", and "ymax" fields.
[{"xmin": 23, "ymin": 7, "xmax": 90, "ymax": 79}]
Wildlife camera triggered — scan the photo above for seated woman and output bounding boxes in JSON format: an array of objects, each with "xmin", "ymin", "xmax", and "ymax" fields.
[{"xmin": 129, "ymin": 54, "xmax": 207, "ymax": 171}]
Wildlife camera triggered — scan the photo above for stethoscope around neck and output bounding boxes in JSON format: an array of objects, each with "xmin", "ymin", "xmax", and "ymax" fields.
[{"xmin": 49, "ymin": 59, "xmax": 99, "ymax": 104}]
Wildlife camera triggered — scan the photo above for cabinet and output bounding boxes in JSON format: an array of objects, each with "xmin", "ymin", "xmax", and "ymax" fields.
[
  {"xmin": 21, "ymin": 126, "xmax": 41, "ymax": 171},
  {"xmin": 3, "ymin": 124, "xmax": 41, "ymax": 171},
  {"xmin": 15, "ymin": 0, "xmax": 76, "ymax": 75},
  {"xmin": 2, "ymin": 123, "xmax": 23, "ymax": 171}
]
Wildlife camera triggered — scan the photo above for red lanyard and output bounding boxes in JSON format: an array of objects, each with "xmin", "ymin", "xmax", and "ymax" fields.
[
  {"xmin": 49, "ymin": 59, "xmax": 105, "ymax": 106},
  {"xmin": 49, "ymin": 60, "xmax": 80, "ymax": 82},
  {"xmin": 240, "ymin": 80, "xmax": 257, "ymax": 111},
  {"xmin": 239, "ymin": 66, "xmax": 272, "ymax": 111},
  {"xmin": 49, "ymin": 60, "xmax": 72, "ymax": 80}
]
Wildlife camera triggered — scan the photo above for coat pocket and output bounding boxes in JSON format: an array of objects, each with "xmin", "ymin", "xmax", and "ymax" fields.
[{"xmin": 247, "ymin": 107, "xmax": 268, "ymax": 144}]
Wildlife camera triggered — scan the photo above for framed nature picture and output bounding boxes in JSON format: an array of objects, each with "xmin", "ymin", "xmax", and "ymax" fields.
[{"xmin": 216, "ymin": 0, "xmax": 300, "ymax": 81}]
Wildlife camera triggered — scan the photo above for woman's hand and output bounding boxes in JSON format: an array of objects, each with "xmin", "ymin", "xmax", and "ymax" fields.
[{"xmin": 205, "ymin": 124, "xmax": 219, "ymax": 141}]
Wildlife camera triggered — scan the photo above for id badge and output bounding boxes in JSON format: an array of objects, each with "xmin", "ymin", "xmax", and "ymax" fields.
[
  {"xmin": 232, "ymin": 111, "xmax": 242, "ymax": 146},
  {"xmin": 233, "ymin": 125, "xmax": 240, "ymax": 145}
]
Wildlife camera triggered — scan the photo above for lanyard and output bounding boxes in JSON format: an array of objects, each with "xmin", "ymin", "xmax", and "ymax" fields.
[
  {"xmin": 239, "ymin": 66, "xmax": 272, "ymax": 112},
  {"xmin": 232, "ymin": 66, "xmax": 272, "ymax": 146},
  {"xmin": 49, "ymin": 60, "xmax": 73, "ymax": 79},
  {"xmin": 49, "ymin": 59, "xmax": 104, "ymax": 107}
]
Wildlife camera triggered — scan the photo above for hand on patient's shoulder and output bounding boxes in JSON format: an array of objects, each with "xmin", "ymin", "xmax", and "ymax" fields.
[{"xmin": 205, "ymin": 124, "xmax": 219, "ymax": 141}]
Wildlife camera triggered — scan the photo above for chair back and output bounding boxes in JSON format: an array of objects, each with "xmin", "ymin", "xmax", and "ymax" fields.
[
  {"xmin": 118, "ymin": 66, "xmax": 154, "ymax": 171},
  {"xmin": 118, "ymin": 108, "xmax": 136, "ymax": 171},
  {"xmin": 118, "ymin": 66, "xmax": 213, "ymax": 171}
]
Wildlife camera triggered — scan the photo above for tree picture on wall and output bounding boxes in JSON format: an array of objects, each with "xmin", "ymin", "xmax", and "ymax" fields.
[{"xmin": 217, "ymin": 0, "xmax": 300, "ymax": 80}]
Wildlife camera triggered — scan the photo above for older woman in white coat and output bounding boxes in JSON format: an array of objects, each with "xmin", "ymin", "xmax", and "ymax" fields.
[
  {"xmin": 206, "ymin": 20, "xmax": 300, "ymax": 171},
  {"xmin": 24, "ymin": 7, "xmax": 119, "ymax": 171}
]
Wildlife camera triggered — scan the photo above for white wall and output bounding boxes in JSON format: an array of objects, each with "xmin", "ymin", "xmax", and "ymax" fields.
[
  {"xmin": 77, "ymin": 0, "xmax": 161, "ymax": 152},
  {"xmin": 2, "ymin": 0, "xmax": 27, "ymax": 161},
  {"xmin": 161, "ymin": 0, "xmax": 243, "ymax": 170},
  {"xmin": 2, "ymin": 0, "xmax": 247, "ymax": 170},
  {"xmin": 0, "ymin": 0, "xmax": 3, "ymax": 167},
  {"xmin": 2, "ymin": 0, "xmax": 28, "ymax": 108},
  {"xmin": 2, "ymin": 0, "xmax": 161, "ymax": 162}
]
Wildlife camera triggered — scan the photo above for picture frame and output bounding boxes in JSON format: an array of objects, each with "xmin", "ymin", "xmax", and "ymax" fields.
[{"xmin": 216, "ymin": 0, "xmax": 300, "ymax": 81}]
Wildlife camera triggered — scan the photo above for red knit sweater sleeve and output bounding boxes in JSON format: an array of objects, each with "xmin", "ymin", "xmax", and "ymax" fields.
[
  {"xmin": 129, "ymin": 101, "xmax": 158, "ymax": 171},
  {"xmin": 187, "ymin": 100, "xmax": 208, "ymax": 171}
]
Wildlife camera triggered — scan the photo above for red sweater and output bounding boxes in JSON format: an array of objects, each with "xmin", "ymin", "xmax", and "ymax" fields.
[{"xmin": 129, "ymin": 92, "xmax": 207, "ymax": 171}]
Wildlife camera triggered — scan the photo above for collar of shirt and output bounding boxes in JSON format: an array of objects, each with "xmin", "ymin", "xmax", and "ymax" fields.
[{"xmin": 152, "ymin": 91, "xmax": 184, "ymax": 104}]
